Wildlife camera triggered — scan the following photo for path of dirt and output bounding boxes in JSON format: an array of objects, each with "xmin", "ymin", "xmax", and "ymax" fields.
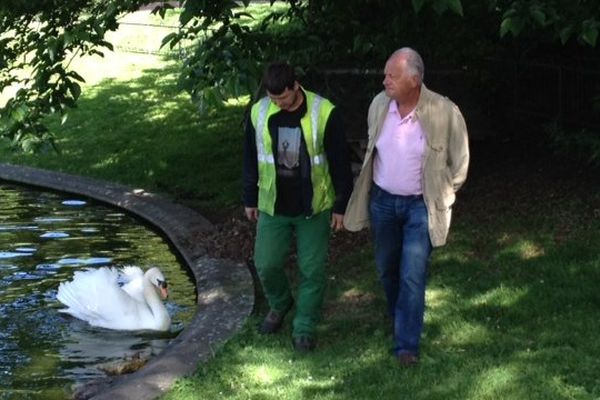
[{"xmin": 197, "ymin": 136, "xmax": 599, "ymax": 267}]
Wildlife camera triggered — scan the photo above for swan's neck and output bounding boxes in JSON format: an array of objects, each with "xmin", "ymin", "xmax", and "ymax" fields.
[{"xmin": 143, "ymin": 280, "xmax": 170, "ymax": 328}]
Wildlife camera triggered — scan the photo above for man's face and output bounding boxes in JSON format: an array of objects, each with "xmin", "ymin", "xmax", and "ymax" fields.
[
  {"xmin": 267, "ymin": 82, "xmax": 301, "ymax": 111},
  {"xmin": 382, "ymin": 55, "xmax": 418, "ymax": 103}
]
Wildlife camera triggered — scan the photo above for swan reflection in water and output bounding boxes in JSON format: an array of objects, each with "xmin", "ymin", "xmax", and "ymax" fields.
[
  {"xmin": 59, "ymin": 324, "xmax": 172, "ymax": 382},
  {"xmin": 57, "ymin": 266, "xmax": 171, "ymax": 332}
]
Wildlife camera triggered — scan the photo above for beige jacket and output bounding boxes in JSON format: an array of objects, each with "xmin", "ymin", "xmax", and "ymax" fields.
[{"xmin": 343, "ymin": 85, "xmax": 469, "ymax": 247}]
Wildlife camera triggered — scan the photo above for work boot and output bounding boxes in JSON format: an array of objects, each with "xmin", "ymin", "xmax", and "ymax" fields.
[
  {"xmin": 292, "ymin": 336, "xmax": 316, "ymax": 352},
  {"xmin": 259, "ymin": 304, "xmax": 292, "ymax": 334}
]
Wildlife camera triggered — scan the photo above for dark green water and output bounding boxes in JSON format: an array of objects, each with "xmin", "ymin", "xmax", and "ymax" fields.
[{"xmin": 0, "ymin": 183, "xmax": 196, "ymax": 399}]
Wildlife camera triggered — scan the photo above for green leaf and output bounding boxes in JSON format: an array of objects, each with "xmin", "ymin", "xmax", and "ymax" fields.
[
  {"xmin": 151, "ymin": 3, "xmax": 173, "ymax": 18},
  {"xmin": 47, "ymin": 36, "xmax": 57, "ymax": 63},
  {"xmin": 97, "ymin": 40, "xmax": 114, "ymax": 51},
  {"xmin": 233, "ymin": 11, "xmax": 253, "ymax": 19},
  {"xmin": 581, "ymin": 20, "xmax": 599, "ymax": 46},
  {"xmin": 500, "ymin": 18, "xmax": 512, "ymax": 37},
  {"xmin": 92, "ymin": 20, "xmax": 104, "ymax": 36},
  {"xmin": 432, "ymin": 0, "xmax": 448, "ymax": 16},
  {"xmin": 411, "ymin": 0, "xmax": 426, "ymax": 13},
  {"xmin": 11, "ymin": 105, "xmax": 29, "ymax": 123},
  {"xmin": 231, "ymin": 23, "xmax": 243, "ymax": 36},
  {"xmin": 67, "ymin": 70, "xmax": 86, "ymax": 83},
  {"xmin": 559, "ymin": 26, "xmax": 574, "ymax": 44},
  {"xmin": 500, "ymin": 16, "xmax": 524, "ymax": 37},
  {"xmin": 447, "ymin": 0, "xmax": 463, "ymax": 16},
  {"xmin": 581, "ymin": 27, "xmax": 598, "ymax": 46},
  {"xmin": 502, "ymin": 8, "xmax": 517, "ymax": 19},
  {"xmin": 530, "ymin": 8, "xmax": 546, "ymax": 26},
  {"xmin": 67, "ymin": 81, "xmax": 81, "ymax": 100},
  {"xmin": 161, "ymin": 32, "xmax": 179, "ymax": 49},
  {"xmin": 64, "ymin": 31, "xmax": 73, "ymax": 46},
  {"xmin": 180, "ymin": 10, "xmax": 194, "ymax": 26}
]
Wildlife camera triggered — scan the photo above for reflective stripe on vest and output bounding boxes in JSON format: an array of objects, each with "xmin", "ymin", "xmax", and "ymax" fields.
[
  {"xmin": 255, "ymin": 95, "xmax": 327, "ymax": 168},
  {"xmin": 310, "ymin": 95, "xmax": 326, "ymax": 166},
  {"xmin": 255, "ymin": 97, "xmax": 274, "ymax": 164}
]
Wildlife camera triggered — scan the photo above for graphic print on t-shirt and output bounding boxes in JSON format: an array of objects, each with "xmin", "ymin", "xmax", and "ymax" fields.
[{"xmin": 277, "ymin": 127, "xmax": 301, "ymax": 172}]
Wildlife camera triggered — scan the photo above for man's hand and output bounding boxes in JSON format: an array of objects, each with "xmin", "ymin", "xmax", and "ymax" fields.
[
  {"xmin": 330, "ymin": 212, "xmax": 344, "ymax": 231},
  {"xmin": 245, "ymin": 207, "xmax": 259, "ymax": 222}
]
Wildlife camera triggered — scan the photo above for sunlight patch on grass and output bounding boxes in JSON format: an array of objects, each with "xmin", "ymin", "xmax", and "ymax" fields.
[
  {"xmin": 294, "ymin": 372, "xmax": 337, "ymax": 390},
  {"xmin": 500, "ymin": 239, "xmax": 546, "ymax": 260},
  {"xmin": 433, "ymin": 249, "xmax": 472, "ymax": 265},
  {"xmin": 426, "ymin": 287, "xmax": 456, "ymax": 309},
  {"xmin": 144, "ymin": 107, "xmax": 179, "ymax": 123},
  {"xmin": 247, "ymin": 364, "xmax": 284, "ymax": 386},
  {"xmin": 219, "ymin": 355, "xmax": 341, "ymax": 399},
  {"xmin": 516, "ymin": 240, "xmax": 545, "ymax": 259},
  {"xmin": 440, "ymin": 320, "xmax": 491, "ymax": 348},
  {"xmin": 469, "ymin": 365, "xmax": 520, "ymax": 398},
  {"xmin": 470, "ymin": 285, "xmax": 528, "ymax": 308},
  {"xmin": 69, "ymin": 52, "xmax": 169, "ymax": 86},
  {"xmin": 426, "ymin": 285, "xmax": 471, "ymax": 319},
  {"xmin": 494, "ymin": 232, "xmax": 547, "ymax": 261},
  {"xmin": 549, "ymin": 375, "xmax": 593, "ymax": 399},
  {"xmin": 90, "ymin": 151, "xmax": 132, "ymax": 171}
]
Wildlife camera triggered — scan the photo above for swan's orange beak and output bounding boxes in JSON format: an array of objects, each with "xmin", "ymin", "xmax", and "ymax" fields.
[{"xmin": 160, "ymin": 287, "xmax": 169, "ymax": 300}]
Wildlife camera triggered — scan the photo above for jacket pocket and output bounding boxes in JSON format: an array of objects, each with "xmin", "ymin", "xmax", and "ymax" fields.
[
  {"xmin": 427, "ymin": 141, "xmax": 447, "ymax": 170},
  {"xmin": 428, "ymin": 143, "xmax": 445, "ymax": 153}
]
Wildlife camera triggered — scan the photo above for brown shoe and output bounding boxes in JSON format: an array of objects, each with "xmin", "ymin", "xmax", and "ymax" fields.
[
  {"xmin": 397, "ymin": 353, "xmax": 419, "ymax": 367},
  {"xmin": 259, "ymin": 305, "xmax": 292, "ymax": 334}
]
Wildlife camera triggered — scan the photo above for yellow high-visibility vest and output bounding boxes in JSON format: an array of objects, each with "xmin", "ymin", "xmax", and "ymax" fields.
[{"xmin": 250, "ymin": 89, "xmax": 335, "ymax": 216}]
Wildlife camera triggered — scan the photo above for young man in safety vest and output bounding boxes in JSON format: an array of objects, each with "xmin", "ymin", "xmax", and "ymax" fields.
[{"xmin": 243, "ymin": 62, "xmax": 353, "ymax": 352}]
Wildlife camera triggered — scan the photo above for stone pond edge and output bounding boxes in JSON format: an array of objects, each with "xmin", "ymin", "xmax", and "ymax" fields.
[{"xmin": 0, "ymin": 163, "xmax": 255, "ymax": 400}]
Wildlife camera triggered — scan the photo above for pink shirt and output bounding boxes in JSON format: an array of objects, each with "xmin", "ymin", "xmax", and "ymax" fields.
[{"xmin": 373, "ymin": 101, "xmax": 425, "ymax": 195}]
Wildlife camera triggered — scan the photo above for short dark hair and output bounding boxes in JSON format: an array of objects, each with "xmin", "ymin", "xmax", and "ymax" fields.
[{"xmin": 262, "ymin": 62, "xmax": 296, "ymax": 95}]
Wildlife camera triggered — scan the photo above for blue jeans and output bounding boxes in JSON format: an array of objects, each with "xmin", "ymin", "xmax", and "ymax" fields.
[{"xmin": 369, "ymin": 184, "xmax": 432, "ymax": 356}]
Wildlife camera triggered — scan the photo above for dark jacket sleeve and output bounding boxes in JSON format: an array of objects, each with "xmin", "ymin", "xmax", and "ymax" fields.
[
  {"xmin": 324, "ymin": 108, "xmax": 353, "ymax": 214},
  {"xmin": 242, "ymin": 117, "xmax": 258, "ymax": 208}
]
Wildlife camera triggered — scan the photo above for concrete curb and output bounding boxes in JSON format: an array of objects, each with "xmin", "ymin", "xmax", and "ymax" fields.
[{"xmin": 0, "ymin": 163, "xmax": 255, "ymax": 400}]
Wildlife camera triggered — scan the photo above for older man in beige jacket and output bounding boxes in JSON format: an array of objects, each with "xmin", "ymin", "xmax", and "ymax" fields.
[{"xmin": 344, "ymin": 47, "xmax": 469, "ymax": 366}]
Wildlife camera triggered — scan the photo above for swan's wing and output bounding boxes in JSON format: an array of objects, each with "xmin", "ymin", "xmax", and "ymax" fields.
[
  {"xmin": 120, "ymin": 266, "xmax": 145, "ymax": 303},
  {"xmin": 57, "ymin": 267, "xmax": 155, "ymax": 330},
  {"xmin": 57, "ymin": 267, "xmax": 120, "ymax": 321},
  {"xmin": 121, "ymin": 266, "xmax": 144, "ymax": 280}
]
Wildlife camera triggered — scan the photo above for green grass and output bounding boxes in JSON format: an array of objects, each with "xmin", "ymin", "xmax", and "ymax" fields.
[
  {"xmin": 0, "ymin": 51, "xmax": 245, "ymax": 213},
  {"xmin": 1, "ymin": 8, "xmax": 599, "ymax": 400},
  {"xmin": 157, "ymin": 197, "xmax": 600, "ymax": 400},
  {"xmin": 159, "ymin": 215, "xmax": 600, "ymax": 399}
]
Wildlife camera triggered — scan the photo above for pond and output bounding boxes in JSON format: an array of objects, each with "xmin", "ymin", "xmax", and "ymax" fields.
[{"xmin": 0, "ymin": 183, "xmax": 196, "ymax": 399}]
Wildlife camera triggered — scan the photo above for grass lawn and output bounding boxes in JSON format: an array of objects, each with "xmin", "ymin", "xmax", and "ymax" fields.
[
  {"xmin": 0, "ymin": 50, "xmax": 245, "ymax": 214},
  {"xmin": 1, "ymin": 11, "xmax": 600, "ymax": 400}
]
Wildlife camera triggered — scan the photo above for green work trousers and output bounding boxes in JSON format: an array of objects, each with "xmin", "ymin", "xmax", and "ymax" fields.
[{"xmin": 254, "ymin": 209, "xmax": 331, "ymax": 338}]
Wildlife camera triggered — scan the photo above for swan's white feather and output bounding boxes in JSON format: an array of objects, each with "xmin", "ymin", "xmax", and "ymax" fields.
[
  {"xmin": 56, "ymin": 266, "xmax": 171, "ymax": 331},
  {"xmin": 120, "ymin": 266, "xmax": 145, "ymax": 303}
]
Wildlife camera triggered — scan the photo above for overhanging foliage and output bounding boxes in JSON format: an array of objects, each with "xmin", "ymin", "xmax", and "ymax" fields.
[{"xmin": 1, "ymin": 0, "xmax": 598, "ymax": 151}]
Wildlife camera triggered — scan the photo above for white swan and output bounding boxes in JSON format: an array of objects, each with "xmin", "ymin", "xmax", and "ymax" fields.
[{"xmin": 56, "ymin": 266, "xmax": 171, "ymax": 331}]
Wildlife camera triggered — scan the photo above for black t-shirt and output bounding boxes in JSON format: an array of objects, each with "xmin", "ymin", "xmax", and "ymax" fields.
[{"xmin": 269, "ymin": 101, "xmax": 310, "ymax": 216}]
